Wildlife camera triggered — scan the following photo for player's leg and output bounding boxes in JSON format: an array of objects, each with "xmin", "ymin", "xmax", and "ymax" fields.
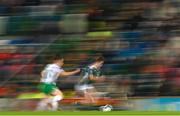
[
  {"xmin": 49, "ymin": 88, "xmax": 63, "ymax": 111},
  {"xmin": 36, "ymin": 83, "xmax": 53, "ymax": 111},
  {"xmin": 79, "ymin": 85, "xmax": 97, "ymax": 104},
  {"xmin": 36, "ymin": 95, "xmax": 50, "ymax": 110},
  {"xmin": 75, "ymin": 84, "xmax": 97, "ymax": 104},
  {"xmin": 37, "ymin": 83, "xmax": 61, "ymax": 111},
  {"xmin": 85, "ymin": 86, "xmax": 98, "ymax": 104},
  {"xmin": 84, "ymin": 89, "xmax": 95, "ymax": 103}
]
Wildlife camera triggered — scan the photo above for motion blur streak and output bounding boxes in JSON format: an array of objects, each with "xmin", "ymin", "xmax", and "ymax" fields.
[{"xmin": 0, "ymin": 0, "xmax": 180, "ymax": 111}]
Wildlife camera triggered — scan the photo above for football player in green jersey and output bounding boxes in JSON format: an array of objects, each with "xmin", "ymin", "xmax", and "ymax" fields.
[{"xmin": 75, "ymin": 56, "xmax": 105, "ymax": 104}]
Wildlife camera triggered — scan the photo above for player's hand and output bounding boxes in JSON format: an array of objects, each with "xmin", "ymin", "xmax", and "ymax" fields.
[{"xmin": 75, "ymin": 68, "xmax": 81, "ymax": 73}]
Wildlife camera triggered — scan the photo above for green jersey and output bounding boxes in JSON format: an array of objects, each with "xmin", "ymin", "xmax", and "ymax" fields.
[{"xmin": 78, "ymin": 65, "xmax": 102, "ymax": 85}]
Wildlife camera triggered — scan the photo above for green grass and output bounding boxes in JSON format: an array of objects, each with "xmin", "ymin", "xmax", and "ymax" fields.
[{"xmin": 0, "ymin": 111, "xmax": 180, "ymax": 115}]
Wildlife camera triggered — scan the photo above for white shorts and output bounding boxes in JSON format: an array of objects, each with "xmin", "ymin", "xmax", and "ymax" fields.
[{"xmin": 75, "ymin": 84, "xmax": 94, "ymax": 91}]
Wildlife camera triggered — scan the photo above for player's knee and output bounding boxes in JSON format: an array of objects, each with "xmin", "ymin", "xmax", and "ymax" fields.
[{"xmin": 53, "ymin": 95, "xmax": 63, "ymax": 102}]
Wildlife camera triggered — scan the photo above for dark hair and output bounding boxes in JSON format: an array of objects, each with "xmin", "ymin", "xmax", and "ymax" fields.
[
  {"xmin": 53, "ymin": 54, "xmax": 63, "ymax": 61},
  {"xmin": 95, "ymin": 56, "xmax": 105, "ymax": 62}
]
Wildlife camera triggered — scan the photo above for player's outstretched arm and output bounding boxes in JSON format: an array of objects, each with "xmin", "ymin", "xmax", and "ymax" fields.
[{"xmin": 59, "ymin": 69, "xmax": 80, "ymax": 77}]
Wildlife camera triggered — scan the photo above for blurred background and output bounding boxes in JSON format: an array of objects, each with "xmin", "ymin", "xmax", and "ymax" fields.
[{"xmin": 0, "ymin": 0, "xmax": 180, "ymax": 111}]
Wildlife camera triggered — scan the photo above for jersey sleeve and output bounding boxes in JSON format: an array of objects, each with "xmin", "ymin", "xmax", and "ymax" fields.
[
  {"xmin": 57, "ymin": 68, "xmax": 64, "ymax": 74},
  {"xmin": 44, "ymin": 64, "xmax": 50, "ymax": 70}
]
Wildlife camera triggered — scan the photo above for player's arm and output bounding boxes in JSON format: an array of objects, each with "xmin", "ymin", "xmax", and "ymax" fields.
[
  {"xmin": 41, "ymin": 70, "xmax": 45, "ymax": 77},
  {"xmin": 59, "ymin": 69, "xmax": 80, "ymax": 77},
  {"xmin": 88, "ymin": 69, "xmax": 98, "ymax": 81},
  {"xmin": 89, "ymin": 75, "xmax": 105, "ymax": 82},
  {"xmin": 89, "ymin": 74, "xmax": 97, "ymax": 81},
  {"xmin": 88, "ymin": 69, "xmax": 104, "ymax": 81}
]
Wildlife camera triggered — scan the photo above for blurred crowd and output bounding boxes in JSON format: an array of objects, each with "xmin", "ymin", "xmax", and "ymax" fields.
[{"xmin": 0, "ymin": 0, "xmax": 180, "ymax": 98}]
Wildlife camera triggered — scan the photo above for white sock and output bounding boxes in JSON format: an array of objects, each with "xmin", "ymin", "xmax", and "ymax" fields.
[
  {"xmin": 51, "ymin": 101, "xmax": 58, "ymax": 111},
  {"xmin": 36, "ymin": 100, "xmax": 48, "ymax": 111},
  {"xmin": 53, "ymin": 95, "xmax": 63, "ymax": 102},
  {"xmin": 50, "ymin": 95, "xmax": 63, "ymax": 111}
]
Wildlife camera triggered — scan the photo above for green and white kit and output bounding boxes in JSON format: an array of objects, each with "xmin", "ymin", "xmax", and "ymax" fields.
[{"xmin": 38, "ymin": 64, "xmax": 64, "ymax": 94}]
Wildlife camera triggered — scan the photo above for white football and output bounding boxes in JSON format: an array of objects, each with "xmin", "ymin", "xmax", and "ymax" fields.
[{"xmin": 100, "ymin": 105, "xmax": 113, "ymax": 112}]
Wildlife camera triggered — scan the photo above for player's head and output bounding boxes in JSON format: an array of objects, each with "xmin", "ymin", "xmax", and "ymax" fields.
[
  {"xmin": 94, "ymin": 56, "xmax": 104, "ymax": 69},
  {"xmin": 53, "ymin": 54, "xmax": 64, "ymax": 66}
]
